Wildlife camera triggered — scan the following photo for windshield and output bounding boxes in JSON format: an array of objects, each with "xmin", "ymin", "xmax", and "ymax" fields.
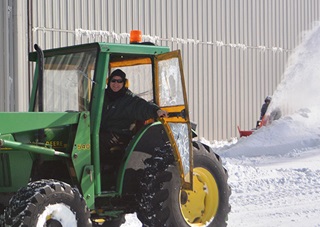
[{"xmin": 36, "ymin": 50, "xmax": 97, "ymax": 112}]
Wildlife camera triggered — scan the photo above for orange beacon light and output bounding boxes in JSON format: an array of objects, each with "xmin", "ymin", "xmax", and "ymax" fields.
[{"xmin": 130, "ymin": 30, "xmax": 142, "ymax": 43}]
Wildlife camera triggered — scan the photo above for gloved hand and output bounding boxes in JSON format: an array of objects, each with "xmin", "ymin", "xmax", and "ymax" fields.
[{"xmin": 157, "ymin": 109, "xmax": 168, "ymax": 117}]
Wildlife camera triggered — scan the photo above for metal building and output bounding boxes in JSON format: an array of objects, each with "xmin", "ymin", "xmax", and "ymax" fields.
[{"xmin": 1, "ymin": 0, "xmax": 320, "ymax": 141}]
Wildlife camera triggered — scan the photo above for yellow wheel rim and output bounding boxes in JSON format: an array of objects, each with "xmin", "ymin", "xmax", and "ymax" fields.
[{"xmin": 180, "ymin": 167, "xmax": 219, "ymax": 226}]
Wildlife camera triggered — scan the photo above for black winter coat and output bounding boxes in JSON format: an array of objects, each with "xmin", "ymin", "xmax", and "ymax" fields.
[
  {"xmin": 260, "ymin": 102, "xmax": 269, "ymax": 119},
  {"xmin": 100, "ymin": 89, "xmax": 160, "ymax": 133}
]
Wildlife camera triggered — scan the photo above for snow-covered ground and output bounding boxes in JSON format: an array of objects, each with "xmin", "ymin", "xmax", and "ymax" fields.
[{"xmin": 123, "ymin": 23, "xmax": 320, "ymax": 226}]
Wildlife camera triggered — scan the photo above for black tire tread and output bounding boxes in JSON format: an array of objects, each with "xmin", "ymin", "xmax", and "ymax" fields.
[
  {"xmin": 5, "ymin": 179, "xmax": 91, "ymax": 227},
  {"xmin": 137, "ymin": 142, "xmax": 231, "ymax": 227}
]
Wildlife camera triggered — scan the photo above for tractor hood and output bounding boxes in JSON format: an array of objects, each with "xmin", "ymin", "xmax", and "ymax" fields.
[{"xmin": 0, "ymin": 112, "xmax": 81, "ymax": 134}]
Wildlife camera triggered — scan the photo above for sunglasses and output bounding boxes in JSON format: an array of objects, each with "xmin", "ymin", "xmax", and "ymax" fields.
[{"xmin": 110, "ymin": 79, "xmax": 124, "ymax": 83}]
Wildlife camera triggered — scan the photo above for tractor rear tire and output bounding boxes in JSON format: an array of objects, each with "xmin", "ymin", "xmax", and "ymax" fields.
[
  {"xmin": 5, "ymin": 179, "xmax": 91, "ymax": 227},
  {"xmin": 137, "ymin": 143, "xmax": 231, "ymax": 227}
]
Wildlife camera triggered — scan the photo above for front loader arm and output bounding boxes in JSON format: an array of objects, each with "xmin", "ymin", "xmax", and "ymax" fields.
[{"xmin": 0, "ymin": 139, "xmax": 69, "ymax": 157}]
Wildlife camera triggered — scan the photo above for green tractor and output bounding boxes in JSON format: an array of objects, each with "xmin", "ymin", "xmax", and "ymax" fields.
[{"xmin": 0, "ymin": 32, "xmax": 231, "ymax": 226}]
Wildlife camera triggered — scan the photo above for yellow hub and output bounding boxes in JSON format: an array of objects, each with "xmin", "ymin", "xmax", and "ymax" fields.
[{"xmin": 180, "ymin": 167, "xmax": 219, "ymax": 226}]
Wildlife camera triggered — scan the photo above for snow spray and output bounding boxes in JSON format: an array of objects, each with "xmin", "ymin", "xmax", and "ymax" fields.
[{"xmin": 268, "ymin": 22, "xmax": 320, "ymax": 119}]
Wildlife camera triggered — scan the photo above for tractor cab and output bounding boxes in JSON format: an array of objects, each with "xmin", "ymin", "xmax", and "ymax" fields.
[{"xmin": 28, "ymin": 37, "xmax": 194, "ymax": 197}]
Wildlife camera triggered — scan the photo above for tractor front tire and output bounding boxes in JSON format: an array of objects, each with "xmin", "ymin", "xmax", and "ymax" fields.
[
  {"xmin": 137, "ymin": 143, "xmax": 231, "ymax": 227},
  {"xmin": 5, "ymin": 179, "xmax": 91, "ymax": 227}
]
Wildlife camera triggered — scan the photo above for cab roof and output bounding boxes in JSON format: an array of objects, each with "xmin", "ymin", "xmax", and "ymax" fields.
[{"xmin": 29, "ymin": 42, "xmax": 171, "ymax": 61}]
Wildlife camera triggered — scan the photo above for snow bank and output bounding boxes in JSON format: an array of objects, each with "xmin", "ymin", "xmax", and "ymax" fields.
[{"xmin": 220, "ymin": 108, "xmax": 320, "ymax": 158}]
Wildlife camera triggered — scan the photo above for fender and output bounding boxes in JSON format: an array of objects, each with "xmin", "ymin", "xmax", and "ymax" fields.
[{"xmin": 117, "ymin": 122, "xmax": 169, "ymax": 193}]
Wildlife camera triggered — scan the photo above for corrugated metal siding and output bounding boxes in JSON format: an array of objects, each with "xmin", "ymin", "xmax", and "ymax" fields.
[
  {"xmin": 0, "ymin": 0, "xmax": 6, "ymax": 111},
  {"xmin": 2, "ymin": 0, "xmax": 320, "ymax": 140},
  {"xmin": 0, "ymin": 0, "xmax": 12, "ymax": 111},
  {"xmin": 14, "ymin": 1, "xmax": 30, "ymax": 111},
  {"xmin": 0, "ymin": 0, "xmax": 29, "ymax": 111}
]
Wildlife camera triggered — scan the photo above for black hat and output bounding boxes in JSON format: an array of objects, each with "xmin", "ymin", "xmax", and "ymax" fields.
[
  {"xmin": 107, "ymin": 69, "xmax": 126, "ymax": 86},
  {"xmin": 265, "ymin": 96, "xmax": 272, "ymax": 102},
  {"xmin": 110, "ymin": 69, "xmax": 126, "ymax": 80}
]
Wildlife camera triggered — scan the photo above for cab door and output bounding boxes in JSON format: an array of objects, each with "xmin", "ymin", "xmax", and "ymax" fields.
[{"xmin": 154, "ymin": 50, "xmax": 193, "ymax": 189}]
